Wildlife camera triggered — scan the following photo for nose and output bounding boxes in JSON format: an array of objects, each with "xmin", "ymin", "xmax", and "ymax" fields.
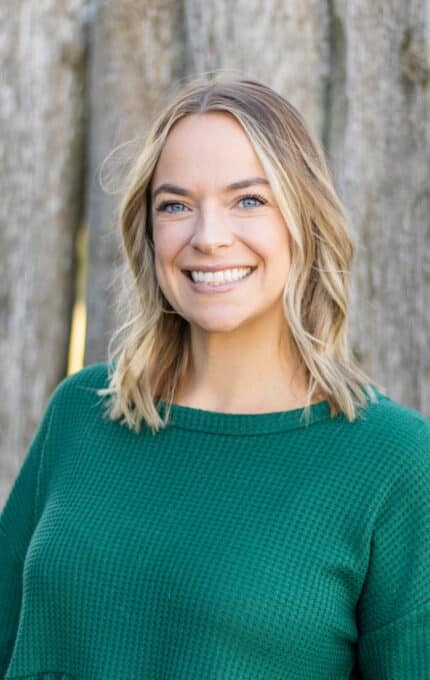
[{"xmin": 189, "ymin": 205, "xmax": 234, "ymax": 253}]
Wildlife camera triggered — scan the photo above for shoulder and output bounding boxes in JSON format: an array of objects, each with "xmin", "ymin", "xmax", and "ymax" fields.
[
  {"xmin": 359, "ymin": 390, "xmax": 429, "ymax": 443},
  {"xmin": 348, "ymin": 389, "xmax": 429, "ymax": 474},
  {"xmin": 50, "ymin": 362, "xmax": 111, "ymax": 399},
  {"xmin": 45, "ymin": 362, "xmax": 112, "ymax": 419},
  {"xmin": 333, "ymin": 392, "xmax": 430, "ymax": 534}
]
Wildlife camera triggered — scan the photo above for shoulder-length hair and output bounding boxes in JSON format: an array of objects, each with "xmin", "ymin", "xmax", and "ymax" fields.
[{"xmin": 97, "ymin": 74, "xmax": 384, "ymax": 434}]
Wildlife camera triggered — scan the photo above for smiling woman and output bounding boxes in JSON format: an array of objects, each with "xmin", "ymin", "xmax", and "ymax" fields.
[
  {"xmin": 148, "ymin": 111, "xmax": 298, "ymax": 388},
  {"xmin": 1, "ymin": 75, "xmax": 429, "ymax": 680},
  {"xmin": 97, "ymin": 76, "xmax": 385, "ymax": 430}
]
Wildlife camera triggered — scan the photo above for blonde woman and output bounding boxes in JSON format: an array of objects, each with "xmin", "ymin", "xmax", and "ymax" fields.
[{"xmin": 1, "ymin": 75, "xmax": 429, "ymax": 679}]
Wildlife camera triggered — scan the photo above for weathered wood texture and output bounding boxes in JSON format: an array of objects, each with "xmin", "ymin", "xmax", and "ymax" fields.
[
  {"xmin": 84, "ymin": 0, "xmax": 186, "ymax": 363},
  {"xmin": 0, "ymin": 0, "xmax": 88, "ymax": 505},
  {"xmin": 327, "ymin": 0, "xmax": 430, "ymax": 412},
  {"xmin": 1, "ymin": 0, "xmax": 429, "ymax": 505},
  {"xmin": 183, "ymin": 0, "xmax": 330, "ymax": 138}
]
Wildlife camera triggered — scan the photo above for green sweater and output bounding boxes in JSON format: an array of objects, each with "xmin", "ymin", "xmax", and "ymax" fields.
[{"xmin": 1, "ymin": 363, "xmax": 429, "ymax": 679}]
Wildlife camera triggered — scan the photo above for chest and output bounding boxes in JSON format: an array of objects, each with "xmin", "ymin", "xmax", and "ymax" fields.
[{"xmin": 24, "ymin": 429, "xmax": 368, "ymax": 673}]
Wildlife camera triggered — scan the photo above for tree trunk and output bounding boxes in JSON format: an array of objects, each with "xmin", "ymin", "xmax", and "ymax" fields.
[
  {"xmin": 0, "ymin": 0, "xmax": 88, "ymax": 506},
  {"xmin": 184, "ymin": 0, "xmax": 330, "ymax": 138},
  {"xmin": 328, "ymin": 0, "xmax": 430, "ymax": 413},
  {"xmin": 84, "ymin": 0, "xmax": 186, "ymax": 364}
]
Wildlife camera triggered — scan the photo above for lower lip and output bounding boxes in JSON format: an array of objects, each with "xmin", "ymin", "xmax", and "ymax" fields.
[{"xmin": 183, "ymin": 269, "xmax": 256, "ymax": 293}]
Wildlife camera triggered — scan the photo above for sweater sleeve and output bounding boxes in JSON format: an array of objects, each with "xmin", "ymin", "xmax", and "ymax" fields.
[
  {"xmin": 0, "ymin": 393, "xmax": 56, "ymax": 676},
  {"xmin": 357, "ymin": 417, "xmax": 430, "ymax": 678}
]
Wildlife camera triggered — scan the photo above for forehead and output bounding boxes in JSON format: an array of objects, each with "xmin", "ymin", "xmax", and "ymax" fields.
[{"xmin": 152, "ymin": 112, "xmax": 265, "ymax": 186}]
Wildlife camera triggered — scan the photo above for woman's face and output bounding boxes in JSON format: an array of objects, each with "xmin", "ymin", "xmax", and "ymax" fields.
[{"xmin": 150, "ymin": 111, "xmax": 292, "ymax": 334}]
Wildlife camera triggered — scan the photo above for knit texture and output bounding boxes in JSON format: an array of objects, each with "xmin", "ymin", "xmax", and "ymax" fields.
[{"xmin": 1, "ymin": 362, "xmax": 429, "ymax": 679}]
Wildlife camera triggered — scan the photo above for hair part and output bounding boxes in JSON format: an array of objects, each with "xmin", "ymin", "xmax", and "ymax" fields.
[{"xmin": 96, "ymin": 73, "xmax": 385, "ymax": 434}]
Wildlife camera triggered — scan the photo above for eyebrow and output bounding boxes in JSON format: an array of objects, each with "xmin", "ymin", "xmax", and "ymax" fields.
[{"xmin": 151, "ymin": 177, "xmax": 270, "ymax": 201}]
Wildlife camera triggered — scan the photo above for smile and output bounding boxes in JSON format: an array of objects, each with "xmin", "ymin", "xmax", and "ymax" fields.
[{"xmin": 182, "ymin": 267, "xmax": 256, "ymax": 292}]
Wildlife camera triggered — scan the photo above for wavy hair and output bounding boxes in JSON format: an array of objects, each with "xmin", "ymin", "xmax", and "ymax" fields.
[{"xmin": 97, "ymin": 74, "xmax": 385, "ymax": 434}]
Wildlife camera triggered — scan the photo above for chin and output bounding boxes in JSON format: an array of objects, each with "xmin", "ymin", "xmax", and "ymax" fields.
[{"xmin": 188, "ymin": 316, "xmax": 246, "ymax": 334}]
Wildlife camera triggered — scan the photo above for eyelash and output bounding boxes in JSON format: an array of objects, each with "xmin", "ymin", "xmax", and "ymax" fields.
[{"xmin": 155, "ymin": 192, "xmax": 268, "ymax": 213}]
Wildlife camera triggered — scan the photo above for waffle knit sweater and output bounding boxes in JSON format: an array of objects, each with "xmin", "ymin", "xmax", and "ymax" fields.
[{"xmin": 1, "ymin": 362, "xmax": 429, "ymax": 679}]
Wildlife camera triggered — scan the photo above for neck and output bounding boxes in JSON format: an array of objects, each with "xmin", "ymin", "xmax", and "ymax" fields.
[{"xmin": 174, "ymin": 314, "xmax": 315, "ymax": 414}]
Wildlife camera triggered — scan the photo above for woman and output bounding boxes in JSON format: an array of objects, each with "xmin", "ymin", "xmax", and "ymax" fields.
[{"xmin": 1, "ymin": 75, "xmax": 429, "ymax": 679}]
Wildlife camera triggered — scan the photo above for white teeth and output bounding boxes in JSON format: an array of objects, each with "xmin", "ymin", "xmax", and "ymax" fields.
[{"xmin": 190, "ymin": 267, "xmax": 252, "ymax": 285}]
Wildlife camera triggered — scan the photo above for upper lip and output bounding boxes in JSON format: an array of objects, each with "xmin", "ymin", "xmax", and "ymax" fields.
[{"xmin": 182, "ymin": 265, "xmax": 257, "ymax": 272}]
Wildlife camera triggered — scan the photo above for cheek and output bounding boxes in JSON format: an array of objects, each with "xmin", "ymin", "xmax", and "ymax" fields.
[
  {"xmin": 153, "ymin": 232, "xmax": 176, "ymax": 273},
  {"xmin": 271, "ymin": 221, "xmax": 292, "ymax": 262},
  {"xmin": 245, "ymin": 226, "xmax": 291, "ymax": 268},
  {"xmin": 153, "ymin": 223, "xmax": 187, "ymax": 262},
  {"xmin": 153, "ymin": 234, "xmax": 183, "ymax": 297},
  {"xmin": 152, "ymin": 246, "xmax": 171, "ymax": 294}
]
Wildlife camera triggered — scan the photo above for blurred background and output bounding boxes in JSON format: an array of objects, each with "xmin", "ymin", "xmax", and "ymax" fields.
[{"xmin": 1, "ymin": 0, "xmax": 429, "ymax": 505}]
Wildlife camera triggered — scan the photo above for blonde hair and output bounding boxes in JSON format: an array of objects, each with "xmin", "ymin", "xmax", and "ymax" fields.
[{"xmin": 97, "ymin": 74, "xmax": 385, "ymax": 434}]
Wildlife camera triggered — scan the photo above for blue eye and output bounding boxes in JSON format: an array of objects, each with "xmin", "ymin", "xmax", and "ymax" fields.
[
  {"xmin": 238, "ymin": 193, "xmax": 267, "ymax": 209},
  {"xmin": 156, "ymin": 201, "xmax": 187, "ymax": 213}
]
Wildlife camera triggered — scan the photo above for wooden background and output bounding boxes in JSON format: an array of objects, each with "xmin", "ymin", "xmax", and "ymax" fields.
[{"xmin": 1, "ymin": 0, "xmax": 429, "ymax": 506}]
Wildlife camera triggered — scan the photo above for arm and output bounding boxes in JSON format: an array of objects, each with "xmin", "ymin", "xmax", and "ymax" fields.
[
  {"xmin": 0, "ymin": 395, "xmax": 56, "ymax": 675},
  {"xmin": 357, "ymin": 418, "xmax": 430, "ymax": 677}
]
